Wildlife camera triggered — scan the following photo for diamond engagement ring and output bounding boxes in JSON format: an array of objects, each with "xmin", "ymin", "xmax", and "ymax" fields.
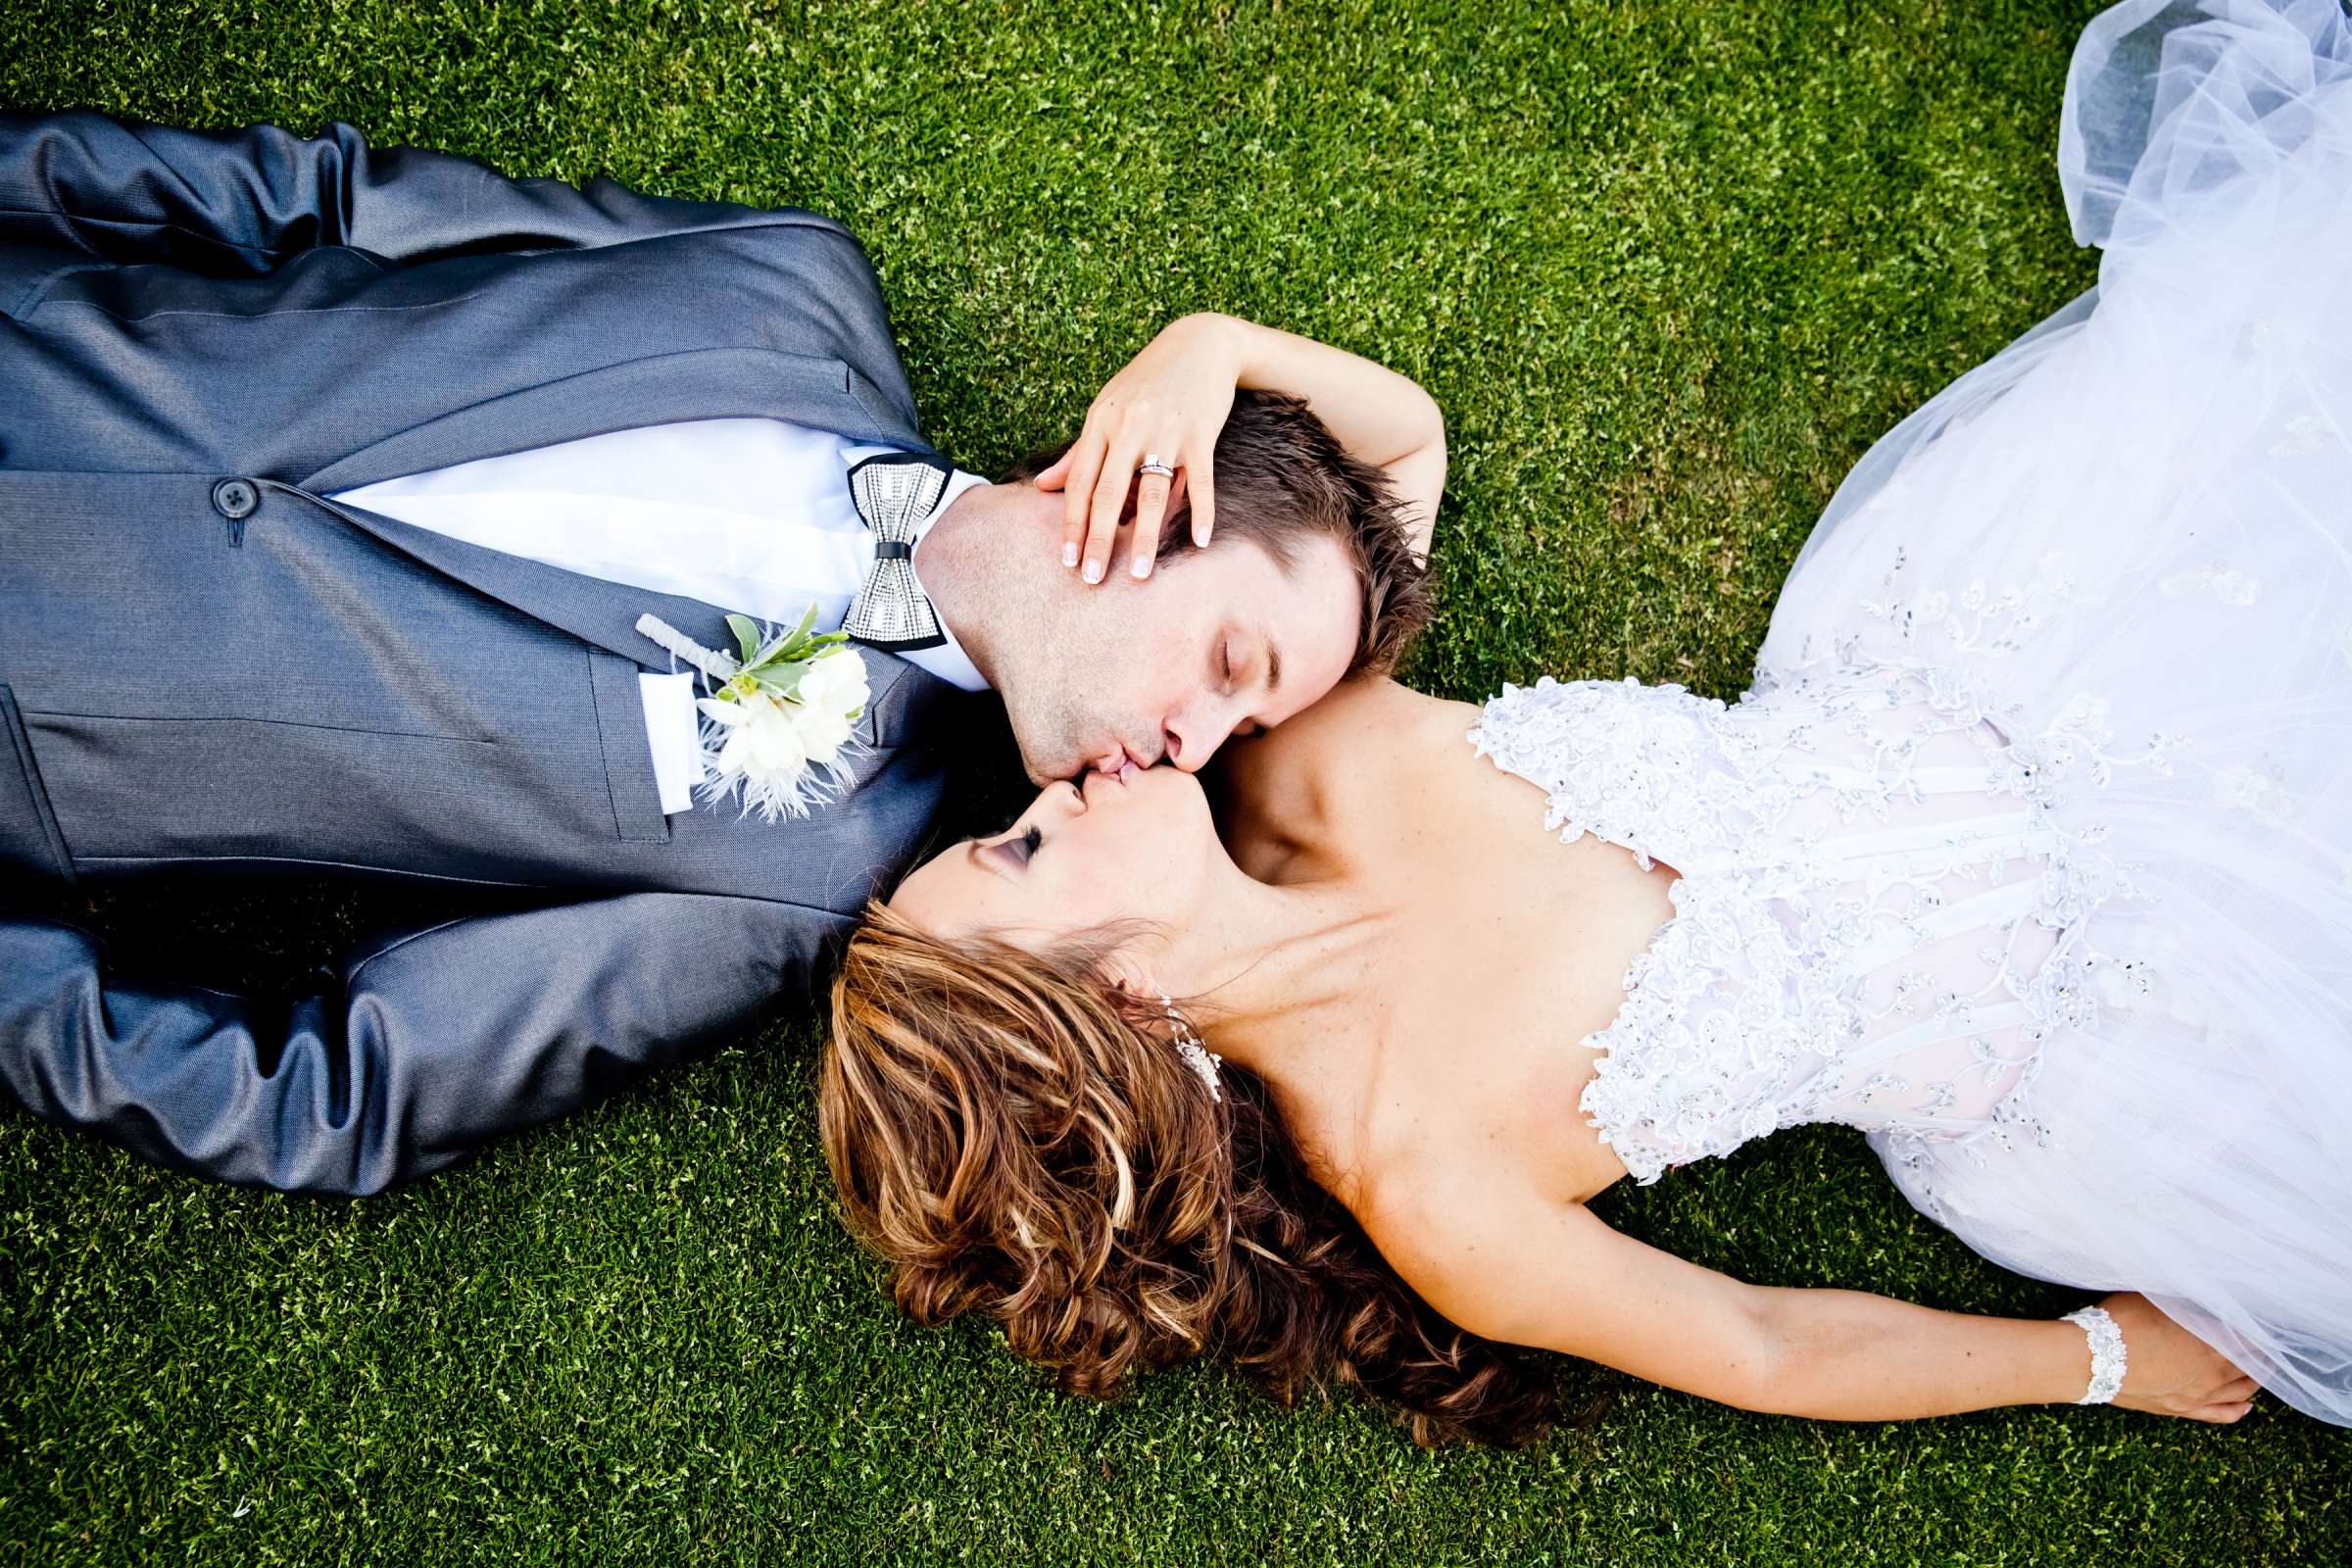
[{"xmin": 1137, "ymin": 454, "xmax": 1176, "ymax": 478}]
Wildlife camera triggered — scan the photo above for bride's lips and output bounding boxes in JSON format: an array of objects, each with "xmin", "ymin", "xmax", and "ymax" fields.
[{"xmin": 1083, "ymin": 760, "xmax": 1139, "ymax": 798}]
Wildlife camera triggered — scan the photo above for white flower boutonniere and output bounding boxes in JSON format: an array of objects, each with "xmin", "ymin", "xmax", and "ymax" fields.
[{"xmin": 636, "ymin": 607, "xmax": 871, "ymax": 822}]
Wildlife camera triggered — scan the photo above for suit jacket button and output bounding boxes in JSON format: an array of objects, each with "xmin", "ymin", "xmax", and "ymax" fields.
[{"xmin": 211, "ymin": 478, "xmax": 260, "ymax": 520}]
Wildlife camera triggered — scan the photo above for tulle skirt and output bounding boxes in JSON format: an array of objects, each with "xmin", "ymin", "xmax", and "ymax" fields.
[{"xmin": 1752, "ymin": 0, "xmax": 2352, "ymax": 1424}]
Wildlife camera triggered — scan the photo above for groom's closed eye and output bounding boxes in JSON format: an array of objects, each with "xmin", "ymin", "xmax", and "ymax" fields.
[{"xmin": 1215, "ymin": 628, "xmax": 1284, "ymax": 696}]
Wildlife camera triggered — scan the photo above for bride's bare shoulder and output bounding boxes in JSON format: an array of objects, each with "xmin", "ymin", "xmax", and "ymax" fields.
[
  {"xmin": 1221, "ymin": 678, "xmax": 1488, "ymax": 833},
  {"xmin": 1253, "ymin": 675, "xmax": 1481, "ymax": 759}
]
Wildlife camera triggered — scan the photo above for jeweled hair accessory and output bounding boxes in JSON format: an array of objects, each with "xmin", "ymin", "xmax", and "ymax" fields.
[{"xmin": 1159, "ymin": 993, "xmax": 1223, "ymax": 1102}]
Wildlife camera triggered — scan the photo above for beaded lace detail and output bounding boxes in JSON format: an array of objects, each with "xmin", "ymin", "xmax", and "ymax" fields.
[
  {"xmin": 1468, "ymin": 554, "xmax": 2176, "ymax": 1204},
  {"xmin": 2061, "ymin": 1305, "xmax": 2130, "ymax": 1404}
]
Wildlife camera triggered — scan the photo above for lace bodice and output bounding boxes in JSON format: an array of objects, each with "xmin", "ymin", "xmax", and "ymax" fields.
[{"xmin": 1468, "ymin": 640, "xmax": 2168, "ymax": 1201}]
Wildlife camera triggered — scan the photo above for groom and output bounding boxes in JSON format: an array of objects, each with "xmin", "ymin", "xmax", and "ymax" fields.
[{"xmin": 0, "ymin": 112, "xmax": 1431, "ymax": 1195}]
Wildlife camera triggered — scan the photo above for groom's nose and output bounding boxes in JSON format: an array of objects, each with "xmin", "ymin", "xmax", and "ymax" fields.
[{"xmin": 1161, "ymin": 700, "xmax": 1240, "ymax": 773}]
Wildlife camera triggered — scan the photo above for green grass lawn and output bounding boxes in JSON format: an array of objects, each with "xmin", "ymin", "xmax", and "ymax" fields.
[{"xmin": 3, "ymin": 0, "xmax": 2346, "ymax": 1562}]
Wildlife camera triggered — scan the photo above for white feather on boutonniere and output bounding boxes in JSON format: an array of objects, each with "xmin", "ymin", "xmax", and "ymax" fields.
[{"xmin": 636, "ymin": 607, "xmax": 871, "ymax": 822}]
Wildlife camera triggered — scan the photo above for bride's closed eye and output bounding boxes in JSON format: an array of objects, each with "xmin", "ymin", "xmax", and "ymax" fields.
[{"xmin": 989, "ymin": 825, "xmax": 1043, "ymax": 871}]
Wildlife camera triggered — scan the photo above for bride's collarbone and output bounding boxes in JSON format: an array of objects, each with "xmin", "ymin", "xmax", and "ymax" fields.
[{"xmin": 1218, "ymin": 690, "xmax": 1660, "ymax": 1205}]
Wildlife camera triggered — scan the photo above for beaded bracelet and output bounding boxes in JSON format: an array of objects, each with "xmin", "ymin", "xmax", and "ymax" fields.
[{"xmin": 2061, "ymin": 1305, "xmax": 2129, "ymax": 1404}]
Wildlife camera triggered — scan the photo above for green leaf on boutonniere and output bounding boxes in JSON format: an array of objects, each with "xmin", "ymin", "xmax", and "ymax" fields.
[
  {"xmin": 726, "ymin": 613, "xmax": 763, "ymax": 666},
  {"xmin": 751, "ymin": 660, "xmax": 813, "ymax": 700},
  {"xmin": 746, "ymin": 638, "xmax": 808, "ymax": 675}
]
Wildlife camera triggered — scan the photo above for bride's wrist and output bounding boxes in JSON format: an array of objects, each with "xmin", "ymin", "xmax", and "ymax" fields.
[
  {"xmin": 1184, "ymin": 311, "xmax": 1257, "ymax": 384},
  {"xmin": 2015, "ymin": 1316, "xmax": 2109, "ymax": 1408}
]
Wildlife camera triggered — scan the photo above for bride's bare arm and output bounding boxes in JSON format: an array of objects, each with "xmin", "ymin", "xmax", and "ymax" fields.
[{"xmin": 1370, "ymin": 1165, "xmax": 2257, "ymax": 1421}]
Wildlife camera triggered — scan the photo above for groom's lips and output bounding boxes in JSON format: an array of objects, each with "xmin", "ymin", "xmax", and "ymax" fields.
[{"xmin": 1088, "ymin": 740, "xmax": 1154, "ymax": 778}]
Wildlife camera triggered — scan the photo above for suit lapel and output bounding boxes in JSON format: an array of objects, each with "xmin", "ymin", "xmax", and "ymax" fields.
[
  {"xmin": 282, "ymin": 341, "xmax": 956, "ymax": 717},
  {"xmin": 299, "ymin": 481, "xmax": 954, "ymax": 720},
  {"xmin": 287, "ymin": 483, "xmax": 746, "ymax": 666},
  {"xmin": 300, "ymin": 345, "xmax": 930, "ymax": 494}
]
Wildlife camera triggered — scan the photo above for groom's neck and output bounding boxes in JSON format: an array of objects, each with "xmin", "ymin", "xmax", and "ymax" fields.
[{"xmin": 913, "ymin": 481, "xmax": 1033, "ymax": 689}]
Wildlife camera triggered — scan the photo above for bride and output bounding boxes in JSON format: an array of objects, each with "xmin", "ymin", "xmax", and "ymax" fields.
[{"xmin": 818, "ymin": 0, "xmax": 2352, "ymax": 1439}]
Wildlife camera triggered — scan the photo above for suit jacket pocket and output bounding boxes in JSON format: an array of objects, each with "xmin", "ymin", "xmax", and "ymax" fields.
[
  {"xmin": 0, "ymin": 685, "xmax": 76, "ymax": 888},
  {"xmin": 587, "ymin": 652, "xmax": 672, "ymax": 846}
]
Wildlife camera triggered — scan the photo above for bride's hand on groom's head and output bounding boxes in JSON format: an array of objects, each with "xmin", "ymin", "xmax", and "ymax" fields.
[{"xmin": 1036, "ymin": 314, "xmax": 1245, "ymax": 586}]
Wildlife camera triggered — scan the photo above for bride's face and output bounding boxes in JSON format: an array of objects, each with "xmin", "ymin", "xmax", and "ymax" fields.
[{"xmin": 888, "ymin": 764, "xmax": 1223, "ymax": 948}]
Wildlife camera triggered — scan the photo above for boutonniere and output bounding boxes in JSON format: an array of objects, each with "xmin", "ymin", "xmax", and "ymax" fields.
[{"xmin": 635, "ymin": 607, "xmax": 871, "ymax": 822}]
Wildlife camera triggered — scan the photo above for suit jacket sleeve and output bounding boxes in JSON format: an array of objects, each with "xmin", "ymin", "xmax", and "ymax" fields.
[
  {"xmin": 0, "ymin": 109, "xmax": 841, "ymax": 276},
  {"xmin": 0, "ymin": 891, "xmax": 849, "ymax": 1196}
]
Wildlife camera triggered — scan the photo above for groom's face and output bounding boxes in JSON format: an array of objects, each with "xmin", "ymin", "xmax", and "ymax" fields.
[{"xmin": 992, "ymin": 506, "xmax": 1361, "ymax": 784}]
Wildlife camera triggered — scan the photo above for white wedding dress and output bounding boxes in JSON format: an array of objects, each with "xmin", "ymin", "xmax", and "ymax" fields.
[{"xmin": 1469, "ymin": 0, "xmax": 2352, "ymax": 1426}]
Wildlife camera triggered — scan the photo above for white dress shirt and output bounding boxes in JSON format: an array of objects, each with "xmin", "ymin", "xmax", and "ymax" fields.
[{"xmin": 333, "ymin": 417, "xmax": 989, "ymax": 813}]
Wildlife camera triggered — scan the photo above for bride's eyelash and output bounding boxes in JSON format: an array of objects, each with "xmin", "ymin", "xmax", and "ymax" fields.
[{"xmin": 1011, "ymin": 825, "xmax": 1043, "ymax": 866}]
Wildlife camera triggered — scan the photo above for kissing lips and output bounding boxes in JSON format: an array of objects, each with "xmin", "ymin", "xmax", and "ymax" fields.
[{"xmin": 1089, "ymin": 738, "xmax": 1155, "ymax": 780}]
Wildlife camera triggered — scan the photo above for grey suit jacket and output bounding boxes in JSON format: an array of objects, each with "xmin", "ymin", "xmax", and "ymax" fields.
[{"xmin": 0, "ymin": 111, "xmax": 968, "ymax": 1194}]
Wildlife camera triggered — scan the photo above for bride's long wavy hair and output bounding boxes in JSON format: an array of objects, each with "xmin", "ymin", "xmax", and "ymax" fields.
[{"xmin": 819, "ymin": 902, "xmax": 1569, "ymax": 1446}]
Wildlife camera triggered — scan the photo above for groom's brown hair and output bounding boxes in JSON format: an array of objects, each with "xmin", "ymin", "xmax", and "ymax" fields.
[{"xmin": 996, "ymin": 389, "xmax": 1435, "ymax": 677}]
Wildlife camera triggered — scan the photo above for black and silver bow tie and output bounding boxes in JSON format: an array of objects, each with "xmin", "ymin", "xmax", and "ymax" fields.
[{"xmin": 843, "ymin": 451, "xmax": 954, "ymax": 652}]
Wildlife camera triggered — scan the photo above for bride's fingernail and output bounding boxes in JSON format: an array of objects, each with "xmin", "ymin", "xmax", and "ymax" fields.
[
  {"xmin": 1063, "ymin": 542, "xmax": 1079, "ymax": 567},
  {"xmin": 1083, "ymin": 560, "xmax": 1103, "ymax": 584}
]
